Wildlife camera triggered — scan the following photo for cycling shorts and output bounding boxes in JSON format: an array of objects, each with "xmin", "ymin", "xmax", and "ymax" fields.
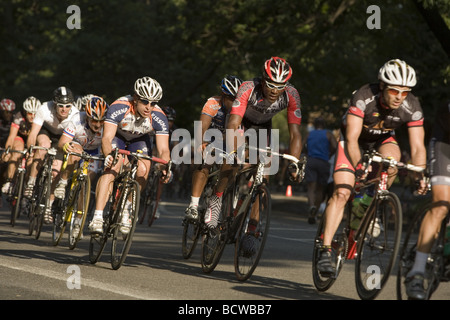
[
  {"xmin": 37, "ymin": 126, "xmax": 64, "ymax": 161},
  {"xmin": 111, "ymin": 133, "xmax": 152, "ymax": 156},
  {"xmin": 333, "ymin": 133, "xmax": 398, "ymax": 174},
  {"xmin": 429, "ymin": 139, "xmax": 450, "ymax": 186}
]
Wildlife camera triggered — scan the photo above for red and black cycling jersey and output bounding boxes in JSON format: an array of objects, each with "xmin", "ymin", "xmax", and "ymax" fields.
[
  {"xmin": 230, "ymin": 78, "xmax": 302, "ymax": 129},
  {"xmin": 342, "ymin": 83, "xmax": 424, "ymax": 143}
]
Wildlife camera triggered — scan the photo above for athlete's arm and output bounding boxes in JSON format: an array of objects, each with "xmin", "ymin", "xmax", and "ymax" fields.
[
  {"xmin": 345, "ymin": 113, "xmax": 364, "ymax": 168},
  {"xmin": 101, "ymin": 121, "xmax": 117, "ymax": 157}
]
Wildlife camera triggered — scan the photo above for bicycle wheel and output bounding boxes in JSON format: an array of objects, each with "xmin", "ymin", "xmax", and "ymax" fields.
[
  {"xmin": 89, "ymin": 191, "xmax": 113, "ymax": 264},
  {"xmin": 396, "ymin": 202, "xmax": 444, "ymax": 300},
  {"xmin": 182, "ymin": 176, "xmax": 214, "ymax": 259},
  {"xmin": 312, "ymin": 211, "xmax": 349, "ymax": 291},
  {"xmin": 145, "ymin": 173, "xmax": 161, "ymax": 227},
  {"xmin": 10, "ymin": 170, "xmax": 25, "ymax": 227},
  {"xmin": 111, "ymin": 180, "xmax": 140, "ymax": 270},
  {"xmin": 355, "ymin": 192, "xmax": 402, "ymax": 300},
  {"xmin": 52, "ymin": 196, "xmax": 69, "ymax": 246},
  {"xmin": 33, "ymin": 172, "xmax": 50, "ymax": 240},
  {"xmin": 234, "ymin": 184, "xmax": 271, "ymax": 281},
  {"xmin": 68, "ymin": 176, "xmax": 91, "ymax": 250},
  {"xmin": 200, "ymin": 190, "xmax": 231, "ymax": 273}
]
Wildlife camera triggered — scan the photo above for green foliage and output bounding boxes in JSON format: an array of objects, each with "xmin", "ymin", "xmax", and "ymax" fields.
[{"xmin": 0, "ymin": 0, "xmax": 449, "ymax": 149}]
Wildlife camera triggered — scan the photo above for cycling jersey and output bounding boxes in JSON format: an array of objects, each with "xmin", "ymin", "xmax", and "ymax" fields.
[
  {"xmin": 33, "ymin": 101, "xmax": 80, "ymax": 135},
  {"xmin": 429, "ymin": 101, "xmax": 450, "ymax": 186},
  {"xmin": 335, "ymin": 83, "xmax": 424, "ymax": 173},
  {"xmin": 105, "ymin": 95, "xmax": 169, "ymax": 141},
  {"xmin": 201, "ymin": 96, "xmax": 228, "ymax": 133},
  {"xmin": 63, "ymin": 112, "xmax": 102, "ymax": 151},
  {"xmin": 343, "ymin": 83, "xmax": 424, "ymax": 143},
  {"xmin": 231, "ymin": 78, "xmax": 302, "ymax": 128},
  {"xmin": 11, "ymin": 111, "xmax": 32, "ymax": 140}
]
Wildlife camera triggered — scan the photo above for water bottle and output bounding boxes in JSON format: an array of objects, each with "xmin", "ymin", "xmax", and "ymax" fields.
[
  {"xmin": 350, "ymin": 193, "xmax": 373, "ymax": 230},
  {"xmin": 444, "ymin": 223, "xmax": 450, "ymax": 257}
]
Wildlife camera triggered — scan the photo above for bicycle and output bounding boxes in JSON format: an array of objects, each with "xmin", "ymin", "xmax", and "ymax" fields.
[
  {"xmin": 138, "ymin": 162, "xmax": 164, "ymax": 227},
  {"xmin": 396, "ymin": 198, "xmax": 450, "ymax": 299},
  {"xmin": 88, "ymin": 148, "xmax": 171, "ymax": 270},
  {"xmin": 200, "ymin": 146, "xmax": 305, "ymax": 281},
  {"xmin": 312, "ymin": 150, "xmax": 425, "ymax": 300},
  {"xmin": 27, "ymin": 146, "xmax": 58, "ymax": 240},
  {"xmin": 52, "ymin": 151, "xmax": 104, "ymax": 249},
  {"xmin": 3, "ymin": 147, "xmax": 28, "ymax": 227},
  {"xmin": 181, "ymin": 162, "xmax": 221, "ymax": 259}
]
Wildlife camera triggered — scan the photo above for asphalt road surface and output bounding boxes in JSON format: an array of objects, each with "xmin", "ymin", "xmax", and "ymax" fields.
[{"xmin": 0, "ymin": 190, "xmax": 449, "ymax": 303}]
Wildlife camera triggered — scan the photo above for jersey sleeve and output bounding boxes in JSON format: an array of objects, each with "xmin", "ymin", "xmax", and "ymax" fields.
[
  {"xmin": 230, "ymin": 81, "xmax": 254, "ymax": 118},
  {"xmin": 201, "ymin": 97, "xmax": 221, "ymax": 118},
  {"xmin": 405, "ymin": 96, "xmax": 424, "ymax": 128},
  {"xmin": 11, "ymin": 112, "xmax": 23, "ymax": 129},
  {"xmin": 105, "ymin": 101, "xmax": 129, "ymax": 126},
  {"xmin": 347, "ymin": 88, "xmax": 366, "ymax": 118},
  {"xmin": 151, "ymin": 109, "xmax": 170, "ymax": 136},
  {"xmin": 285, "ymin": 86, "xmax": 302, "ymax": 125},
  {"xmin": 33, "ymin": 102, "xmax": 48, "ymax": 127}
]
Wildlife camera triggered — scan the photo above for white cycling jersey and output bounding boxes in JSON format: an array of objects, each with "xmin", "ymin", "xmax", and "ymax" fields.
[
  {"xmin": 62, "ymin": 112, "xmax": 102, "ymax": 151},
  {"xmin": 33, "ymin": 101, "xmax": 80, "ymax": 135}
]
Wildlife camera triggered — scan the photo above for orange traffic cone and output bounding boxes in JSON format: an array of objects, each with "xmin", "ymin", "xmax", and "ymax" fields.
[{"xmin": 286, "ymin": 185, "xmax": 292, "ymax": 197}]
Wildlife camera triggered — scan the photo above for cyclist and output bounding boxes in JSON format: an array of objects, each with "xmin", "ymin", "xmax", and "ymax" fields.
[
  {"xmin": 25, "ymin": 86, "xmax": 80, "ymax": 223},
  {"xmin": 405, "ymin": 100, "xmax": 450, "ymax": 300},
  {"xmin": 204, "ymin": 57, "xmax": 303, "ymax": 233},
  {"xmin": 88, "ymin": 76, "xmax": 172, "ymax": 235},
  {"xmin": 55, "ymin": 95, "xmax": 108, "ymax": 197},
  {"xmin": 317, "ymin": 59, "xmax": 428, "ymax": 277},
  {"xmin": 55, "ymin": 95, "xmax": 108, "ymax": 237},
  {"xmin": 185, "ymin": 75, "xmax": 243, "ymax": 220},
  {"xmin": 1, "ymin": 97, "xmax": 41, "ymax": 194},
  {"xmin": 0, "ymin": 99, "xmax": 15, "ymax": 148}
]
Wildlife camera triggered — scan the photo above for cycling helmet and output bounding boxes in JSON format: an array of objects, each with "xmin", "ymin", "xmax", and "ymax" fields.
[
  {"xmin": 378, "ymin": 59, "xmax": 417, "ymax": 87},
  {"xmin": 0, "ymin": 99, "xmax": 16, "ymax": 111},
  {"xmin": 221, "ymin": 75, "xmax": 243, "ymax": 98},
  {"xmin": 134, "ymin": 76, "xmax": 163, "ymax": 102},
  {"xmin": 23, "ymin": 96, "xmax": 41, "ymax": 113},
  {"xmin": 53, "ymin": 86, "xmax": 74, "ymax": 104},
  {"xmin": 162, "ymin": 106, "xmax": 176, "ymax": 121},
  {"xmin": 75, "ymin": 94, "xmax": 94, "ymax": 111},
  {"xmin": 85, "ymin": 96, "xmax": 109, "ymax": 121},
  {"xmin": 263, "ymin": 57, "xmax": 293, "ymax": 83}
]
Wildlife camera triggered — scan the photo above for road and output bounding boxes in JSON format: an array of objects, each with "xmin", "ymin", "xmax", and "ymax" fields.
[{"xmin": 0, "ymin": 190, "xmax": 449, "ymax": 303}]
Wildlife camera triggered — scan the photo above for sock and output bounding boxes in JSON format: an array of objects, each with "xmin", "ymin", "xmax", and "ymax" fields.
[
  {"xmin": 407, "ymin": 251, "xmax": 428, "ymax": 277},
  {"xmin": 190, "ymin": 196, "xmax": 200, "ymax": 207},
  {"xmin": 94, "ymin": 210, "xmax": 103, "ymax": 219},
  {"xmin": 28, "ymin": 176, "xmax": 36, "ymax": 186}
]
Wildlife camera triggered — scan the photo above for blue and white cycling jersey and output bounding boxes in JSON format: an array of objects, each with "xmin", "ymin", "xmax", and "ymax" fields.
[{"xmin": 105, "ymin": 95, "xmax": 169, "ymax": 141}]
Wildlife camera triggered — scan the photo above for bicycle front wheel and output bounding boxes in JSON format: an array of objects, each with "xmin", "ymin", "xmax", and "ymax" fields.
[
  {"xmin": 10, "ymin": 170, "xmax": 25, "ymax": 227},
  {"xmin": 34, "ymin": 173, "xmax": 50, "ymax": 240},
  {"xmin": 234, "ymin": 184, "xmax": 271, "ymax": 281},
  {"xmin": 396, "ymin": 201, "xmax": 444, "ymax": 300},
  {"xmin": 355, "ymin": 192, "xmax": 402, "ymax": 300},
  {"xmin": 68, "ymin": 176, "xmax": 91, "ymax": 250},
  {"xmin": 52, "ymin": 197, "xmax": 69, "ymax": 246},
  {"xmin": 111, "ymin": 180, "xmax": 140, "ymax": 270}
]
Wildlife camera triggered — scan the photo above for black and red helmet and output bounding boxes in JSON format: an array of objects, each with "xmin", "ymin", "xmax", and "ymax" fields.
[{"xmin": 263, "ymin": 57, "xmax": 293, "ymax": 83}]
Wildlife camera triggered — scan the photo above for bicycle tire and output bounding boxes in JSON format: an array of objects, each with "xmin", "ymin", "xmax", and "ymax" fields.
[
  {"xmin": 10, "ymin": 170, "xmax": 25, "ymax": 227},
  {"xmin": 181, "ymin": 214, "xmax": 202, "ymax": 259},
  {"xmin": 28, "ymin": 168, "xmax": 45, "ymax": 236},
  {"xmin": 89, "ymin": 191, "xmax": 113, "ymax": 264},
  {"xmin": 355, "ymin": 191, "xmax": 402, "ymax": 300},
  {"xmin": 111, "ymin": 180, "xmax": 140, "ymax": 270},
  {"xmin": 396, "ymin": 201, "xmax": 445, "ymax": 300},
  {"xmin": 147, "ymin": 173, "xmax": 162, "ymax": 227},
  {"xmin": 182, "ymin": 175, "xmax": 214, "ymax": 260},
  {"xmin": 234, "ymin": 184, "xmax": 271, "ymax": 281},
  {"xmin": 52, "ymin": 196, "xmax": 69, "ymax": 246},
  {"xmin": 34, "ymin": 171, "xmax": 50, "ymax": 240},
  {"xmin": 68, "ymin": 176, "xmax": 91, "ymax": 250},
  {"xmin": 312, "ymin": 211, "xmax": 349, "ymax": 291},
  {"xmin": 200, "ymin": 190, "xmax": 231, "ymax": 273}
]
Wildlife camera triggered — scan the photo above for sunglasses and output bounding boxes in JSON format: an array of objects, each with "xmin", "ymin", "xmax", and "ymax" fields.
[
  {"xmin": 386, "ymin": 86, "xmax": 411, "ymax": 97},
  {"xmin": 139, "ymin": 98, "xmax": 158, "ymax": 106},
  {"xmin": 57, "ymin": 103, "xmax": 72, "ymax": 109},
  {"xmin": 264, "ymin": 79, "xmax": 286, "ymax": 90}
]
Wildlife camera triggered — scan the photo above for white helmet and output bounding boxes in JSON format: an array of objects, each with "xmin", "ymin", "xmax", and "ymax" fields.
[
  {"xmin": 75, "ymin": 94, "xmax": 94, "ymax": 111},
  {"xmin": 378, "ymin": 59, "xmax": 417, "ymax": 87},
  {"xmin": 23, "ymin": 96, "xmax": 41, "ymax": 113},
  {"xmin": 134, "ymin": 76, "xmax": 163, "ymax": 102}
]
